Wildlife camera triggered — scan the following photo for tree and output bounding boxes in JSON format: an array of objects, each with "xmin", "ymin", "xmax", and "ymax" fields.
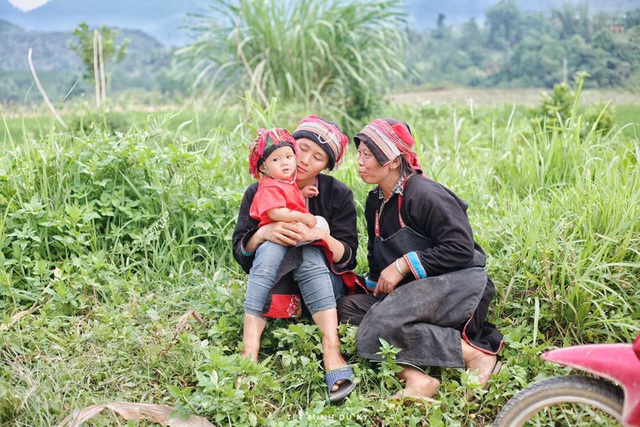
[
  {"xmin": 459, "ymin": 18, "xmax": 484, "ymax": 66},
  {"xmin": 68, "ymin": 22, "xmax": 129, "ymax": 106},
  {"xmin": 485, "ymin": 0, "xmax": 522, "ymax": 49},
  {"xmin": 433, "ymin": 13, "xmax": 449, "ymax": 39},
  {"xmin": 625, "ymin": 9, "xmax": 640, "ymax": 29},
  {"xmin": 551, "ymin": 3, "xmax": 591, "ymax": 41}
]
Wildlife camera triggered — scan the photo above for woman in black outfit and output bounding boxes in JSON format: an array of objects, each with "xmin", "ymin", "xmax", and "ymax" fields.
[
  {"xmin": 232, "ymin": 115, "xmax": 361, "ymax": 403},
  {"xmin": 338, "ymin": 118, "xmax": 503, "ymax": 402}
]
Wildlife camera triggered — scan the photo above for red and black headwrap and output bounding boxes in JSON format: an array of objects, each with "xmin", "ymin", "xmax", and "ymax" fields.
[
  {"xmin": 354, "ymin": 118, "xmax": 423, "ymax": 175},
  {"xmin": 292, "ymin": 115, "xmax": 349, "ymax": 170},
  {"xmin": 248, "ymin": 128, "xmax": 296, "ymax": 179}
]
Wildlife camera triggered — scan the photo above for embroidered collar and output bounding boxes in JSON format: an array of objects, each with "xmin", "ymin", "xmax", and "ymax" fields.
[{"xmin": 377, "ymin": 174, "xmax": 406, "ymax": 201}]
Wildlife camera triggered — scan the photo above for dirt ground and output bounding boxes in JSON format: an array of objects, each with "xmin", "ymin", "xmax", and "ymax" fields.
[{"xmin": 391, "ymin": 87, "xmax": 640, "ymax": 107}]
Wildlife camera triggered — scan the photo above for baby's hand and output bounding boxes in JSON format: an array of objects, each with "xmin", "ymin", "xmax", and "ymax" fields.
[
  {"xmin": 300, "ymin": 213, "xmax": 317, "ymax": 229},
  {"xmin": 301, "ymin": 185, "xmax": 319, "ymax": 198}
]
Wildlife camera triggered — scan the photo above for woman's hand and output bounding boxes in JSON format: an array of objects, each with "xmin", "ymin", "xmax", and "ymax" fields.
[
  {"xmin": 296, "ymin": 222, "xmax": 326, "ymax": 243},
  {"xmin": 248, "ymin": 221, "xmax": 303, "ymax": 249},
  {"xmin": 373, "ymin": 262, "xmax": 405, "ymax": 297}
]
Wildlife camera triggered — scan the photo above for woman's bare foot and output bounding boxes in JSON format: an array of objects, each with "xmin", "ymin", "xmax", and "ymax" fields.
[
  {"xmin": 461, "ymin": 339, "xmax": 498, "ymax": 388},
  {"xmin": 312, "ymin": 309, "xmax": 350, "ymax": 392},
  {"xmin": 390, "ymin": 365, "xmax": 440, "ymax": 402},
  {"xmin": 321, "ymin": 333, "xmax": 347, "ymax": 372},
  {"xmin": 322, "ymin": 342, "xmax": 348, "ymax": 392}
]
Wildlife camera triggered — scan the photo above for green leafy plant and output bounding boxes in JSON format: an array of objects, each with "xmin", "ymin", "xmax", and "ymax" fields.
[
  {"xmin": 69, "ymin": 22, "xmax": 129, "ymax": 84},
  {"xmin": 531, "ymin": 72, "xmax": 616, "ymax": 139},
  {"xmin": 1, "ymin": 98, "xmax": 638, "ymax": 426}
]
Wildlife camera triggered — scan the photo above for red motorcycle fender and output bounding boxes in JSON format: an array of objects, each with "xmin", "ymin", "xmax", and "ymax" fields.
[{"xmin": 542, "ymin": 343, "xmax": 640, "ymax": 426}]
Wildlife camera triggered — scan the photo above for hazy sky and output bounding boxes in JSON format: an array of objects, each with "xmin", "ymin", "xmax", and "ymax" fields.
[
  {"xmin": 7, "ymin": 0, "xmax": 50, "ymax": 12},
  {"xmin": 4, "ymin": 0, "xmax": 637, "ymax": 47}
]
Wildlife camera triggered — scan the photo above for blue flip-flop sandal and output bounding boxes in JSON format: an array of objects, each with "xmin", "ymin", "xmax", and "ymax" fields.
[{"xmin": 325, "ymin": 365, "xmax": 356, "ymax": 404}]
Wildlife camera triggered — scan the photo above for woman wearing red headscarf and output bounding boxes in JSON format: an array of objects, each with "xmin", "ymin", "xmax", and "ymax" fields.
[
  {"xmin": 338, "ymin": 118, "xmax": 503, "ymax": 402},
  {"xmin": 232, "ymin": 115, "xmax": 363, "ymax": 403}
]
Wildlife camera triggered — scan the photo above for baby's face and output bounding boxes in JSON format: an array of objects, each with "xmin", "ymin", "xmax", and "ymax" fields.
[{"xmin": 264, "ymin": 146, "xmax": 297, "ymax": 180}]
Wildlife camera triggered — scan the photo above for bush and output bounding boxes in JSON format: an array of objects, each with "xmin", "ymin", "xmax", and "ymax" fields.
[{"xmin": 178, "ymin": 0, "xmax": 407, "ymax": 121}]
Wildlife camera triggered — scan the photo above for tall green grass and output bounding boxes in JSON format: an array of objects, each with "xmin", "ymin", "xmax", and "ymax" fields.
[
  {"xmin": 179, "ymin": 0, "xmax": 407, "ymax": 120},
  {"xmin": 1, "ymin": 96, "xmax": 639, "ymax": 425},
  {"xmin": 386, "ymin": 98, "xmax": 639, "ymax": 346}
]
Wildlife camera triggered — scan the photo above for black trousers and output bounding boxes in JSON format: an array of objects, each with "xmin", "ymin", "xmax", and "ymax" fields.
[
  {"xmin": 339, "ymin": 278, "xmax": 503, "ymax": 357},
  {"xmin": 337, "ymin": 293, "xmax": 384, "ymax": 326}
]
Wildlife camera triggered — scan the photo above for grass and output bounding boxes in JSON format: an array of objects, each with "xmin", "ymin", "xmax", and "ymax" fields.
[
  {"xmin": 178, "ymin": 0, "xmax": 407, "ymax": 120},
  {"xmin": 1, "ymin": 105, "xmax": 244, "ymax": 150},
  {"xmin": 1, "ymin": 92, "xmax": 639, "ymax": 426}
]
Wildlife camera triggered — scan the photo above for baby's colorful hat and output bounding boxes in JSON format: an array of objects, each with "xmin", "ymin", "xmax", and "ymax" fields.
[
  {"xmin": 292, "ymin": 115, "xmax": 348, "ymax": 170},
  {"xmin": 248, "ymin": 128, "xmax": 297, "ymax": 179}
]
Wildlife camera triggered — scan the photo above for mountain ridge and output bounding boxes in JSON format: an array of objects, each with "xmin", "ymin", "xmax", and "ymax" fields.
[
  {"xmin": 0, "ymin": 19, "xmax": 166, "ymax": 72},
  {"xmin": 1, "ymin": 0, "xmax": 638, "ymax": 103},
  {"xmin": 0, "ymin": 18, "xmax": 172, "ymax": 103},
  {"xmin": 2, "ymin": 0, "xmax": 638, "ymax": 47}
]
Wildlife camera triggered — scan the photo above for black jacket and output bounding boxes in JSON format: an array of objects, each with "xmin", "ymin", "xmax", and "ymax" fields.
[{"xmin": 233, "ymin": 174, "xmax": 358, "ymax": 273}]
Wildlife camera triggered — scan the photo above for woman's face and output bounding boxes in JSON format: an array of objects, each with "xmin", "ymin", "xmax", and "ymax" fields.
[
  {"xmin": 295, "ymin": 137, "xmax": 329, "ymax": 182},
  {"xmin": 357, "ymin": 144, "xmax": 388, "ymax": 185}
]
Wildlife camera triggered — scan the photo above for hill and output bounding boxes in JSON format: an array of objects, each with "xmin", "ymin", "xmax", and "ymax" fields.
[
  {"xmin": 0, "ymin": 20, "xmax": 165, "ymax": 72},
  {"xmin": 0, "ymin": 0, "xmax": 192, "ymax": 47},
  {"xmin": 1, "ymin": 1, "xmax": 639, "ymax": 104},
  {"xmin": 404, "ymin": 0, "xmax": 640, "ymax": 28},
  {"xmin": 0, "ymin": 19, "xmax": 173, "ymax": 103},
  {"xmin": 2, "ymin": 0, "xmax": 639, "ymax": 47}
]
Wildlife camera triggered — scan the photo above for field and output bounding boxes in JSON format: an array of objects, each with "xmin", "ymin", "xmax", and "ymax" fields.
[
  {"xmin": 1, "ymin": 87, "xmax": 639, "ymax": 426},
  {"xmin": 391, "ymin": 87, "xmax": 640, "ymax": 107}
]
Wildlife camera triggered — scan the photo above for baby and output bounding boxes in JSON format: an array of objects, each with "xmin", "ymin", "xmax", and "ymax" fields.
[{"xmin": 248, "ymin": 128, "xmax": 329, "ymax": 240}]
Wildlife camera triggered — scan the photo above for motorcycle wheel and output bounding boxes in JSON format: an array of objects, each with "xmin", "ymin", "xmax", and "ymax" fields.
[{"xmin": 493, "ymin": 375, "xmax": 624, "ymax": 427}]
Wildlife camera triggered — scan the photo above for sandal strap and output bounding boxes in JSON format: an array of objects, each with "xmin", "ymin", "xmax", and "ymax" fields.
[{"xmin": 325, "ymin": 365, "xmax": 354, "ymax": 389}]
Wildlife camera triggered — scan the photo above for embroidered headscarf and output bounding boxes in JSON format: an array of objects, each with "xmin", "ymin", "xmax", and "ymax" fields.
[
  {"xmin": 292, "ymin": 115, "xmax": 349, "ymax": 170},
  {"xmin": 354, "ymin": 118, "xmax": 423, "ymax": 175},
  {"xmin": 248, "ymin": 128, "xmax": 296, "ymax": 179}
]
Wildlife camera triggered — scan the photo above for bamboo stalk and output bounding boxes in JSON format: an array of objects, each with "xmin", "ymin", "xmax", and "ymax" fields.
[
  {"xmin": 93, "ymin": 29, "xmax": 101, "ymax": 108},
  {"xmin": 98, "ymin": 31, "xmax": 107, "ymax": 104}
]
